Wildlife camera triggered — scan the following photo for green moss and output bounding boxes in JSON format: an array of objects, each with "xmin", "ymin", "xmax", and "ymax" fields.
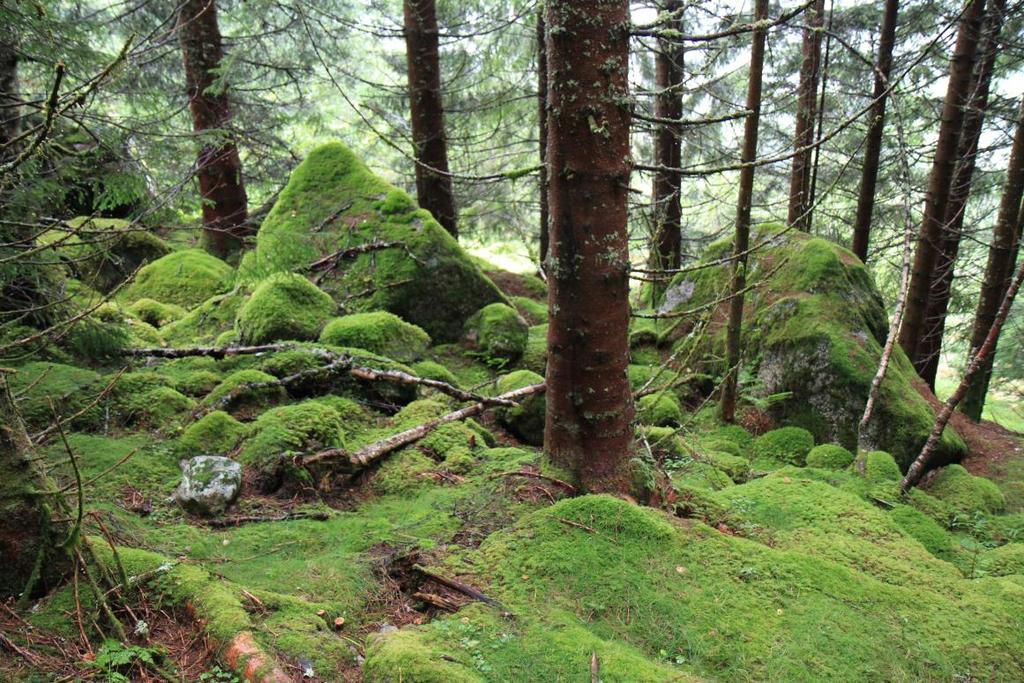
[
  {"xmin": 119, "ymin": 385, "xmax": 195, "ymax": 428},
  {"xmin": 239, "ymin": 400, "xmax": 344, "ymax": 489},
  {"xmin": 319, "ymin": 311, "xmax": 430, "ymax": 362},
  {"xmin": 464, "ymin": 303, "xmax": 529, "ymax": 365},
  {"xmin": 672, "ymin": 462, "xmax": 734, "ymax": 491},
  {"xmin": 859, "ymin": 450, "xmax": 901, "ymax": 482},
  {"xmin": 243, "ymin": 142, "xmax": 506, "ymax": 341},
  {"xmin": 749, "ymin": 426, "xmax": 814, "ymax": 468},
  {"xmin": 371, "ymin": 449, "xmax": 438, "ymax": 495},
  {"xmin": 926, "ymin": 464, "xmax": 1006, "ymax": 515},
  {"xmin": 127, "ymin": 298, "xmax": 185, "ymax": 328},
  {"xmin": 203, "ymin": 369, "xmax": 287, "ymax": 417},
  {"xmin": 806, "ymin": 443, "xmax": 854, "ymax": 470},
  {"xmin": 365, "ymin": 627, "xmax": 486, "ymax": 683},
  {"xmin": 6, "ymin": 361, "xmax": 106, "ymax": 430},
  {"xmin": 160, "ymin": 289, "xmax": 249, "ymax": 347},
  {"xmin": 704, "ymin": 451, "xmax": 750, "ymax": 481},
  {"xmin": 236, "ymin": 273, "xmax": 335, "ymax": 345},
  {"xmin": 888, "ymin": 504, "xmax": 956, "ymax": 563},
  {"xmin": 411, "ymin": 359, "xmax": 459, "ymax": 386},
  {"xmin": 123, "ymin": 249, "xmax": 233, "ymax": 308},
  {"xmin": 636, "ymin": 392, "xmax": 683, "ymax": 427},
  {"xmin": 981, "ymin": 543, "xmax": 1024, "ymax": 577},
  {"xmin": 179, "ymin": 410, "xmax": 247, "ymax": 457},
  {"xmin": 706, "ymin": 424, "xmax": 754, "ymax": 449},
  {"xmin": 171, "ymin": 369, "xmax": 222, "ymax": 397},
  {"xmin": 521, "ymin": 323, "xmax": 548, "ymax": 374},
  {"xmin": 511, "ymin": 295, "xmax": 548, "ymax": 325},
  {"xmin": 492, "ymin": 370, "xmax": 545, "ymax": 446}
]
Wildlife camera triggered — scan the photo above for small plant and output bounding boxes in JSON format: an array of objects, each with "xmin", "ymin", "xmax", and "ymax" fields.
[
  {"xmin": 199, "ymin": 665, "xmax": 242, "ymax": 682},
  {"xmin": 89, "ymin": 640, "xmax": 162, "ymax": 682}
]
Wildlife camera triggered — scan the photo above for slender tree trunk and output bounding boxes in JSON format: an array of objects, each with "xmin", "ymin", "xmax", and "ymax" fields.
[
  {"xmin": 650, "ymin": 0, "xmax": 684, "ymax": 272},
  {"xmin": 899, "ymin": 0, "xmax": 987, "ymax": 366},
  {"xmin": 850, "ymin": 0, "xmax": 899, "ymax": 262},
  {"xmin": 544, "ymin": 0, "xmax": 634, "ymax": 493},
  {"xmin": 916, "ymin": 0, "xmax": 1004, "ymax": 389},
  {"xmin": 537, "ymin": 8, "xmax": 549, "ymax": 270},
  {"xmin": 178, "ymin": 0, "xmax": 250, "ymax": 259},
  {"xmin": 786, "ymin": 0, "xmax": 825, "ymax": 230},
  {"xmin": 0, "ymin": 38, "xmax": 19, "ymax": 158},
  {"xmin": 902, "ymin": 254, "xmax": 1024, "ymax": 490},
  {"xmin": 720, "ymin": 0, "xmax": 769, "ymax": 423},
  {"xmin": 404, "ymin": 0, "xmax": 458, "ymax": 239},
  {"xmin": 961, "ymin": 95, "xmax": 1024, "ymax": 420}
]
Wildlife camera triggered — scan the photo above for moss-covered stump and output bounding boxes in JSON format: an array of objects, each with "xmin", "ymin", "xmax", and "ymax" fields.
[
  {"xmin": 319, "ymin": 311, "xmax": 430, "ymax": 363},
  {"xmin": 39, "ymin": 217, "xmax": 171, "ymax": 293},
  {"xmin": 241, "ymin": 142, "xmax": 506, "ymax": 342},
  {"xmin": 236, "ymin": 273, "xmax": 335, "ymax": 344},
  {"xmin": 658, "ymin": 226, "xmax": 966, "ymax": 469},
  {"xmin": 124, "ymin": 248, "xmax": 234, "ymax": 308},
  {"xmin": 464, "ymin": 303, "xmax": 529, "ymax": 366}
]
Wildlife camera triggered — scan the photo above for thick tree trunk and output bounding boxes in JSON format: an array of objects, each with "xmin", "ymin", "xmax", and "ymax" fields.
[
  {"xmin": 899, "ymin": 0, "xmax": 987, "ymax": 366},
  {"xmin": 0, "ymin": 39, "xmax": 19, "ymax": 157},
  {"xmin": 537, "ymin": 9, "xmax": 549, "ymax": 270},
  {"xmin": 786, "ymin": 0, "xmax": 825, "ymax": 230},
  {"xmin": 404, "ymin": 0, "xmax": 458, "ymax": 239},
  {"xmin": 902, "ymin": 254, "xmax": 1024, "ymax": 490},
  {"xmin": 178, "ymin": 0, "xmax": 250, "ymax": 259},
  {"xmin": 543, "ymin": 0, "xmax": 635, "ymax": 493},
  {"xmin": 650, "ymin": 0, "xmax": 684, "ymax": 272},
  {"xmin": 916, "ymin": 0, "xmax": 1004, "ymax": 389},
  {"xmin": 720, "ymin": 0, "xmax": 768, "ymax": 424},
  {"xmin": 960, "ymin": 94, "xmax": 1024, "ymax": 421},
  {"xmin": 850, "ymin": 0, "xmax": 898, "ymax": 262}
]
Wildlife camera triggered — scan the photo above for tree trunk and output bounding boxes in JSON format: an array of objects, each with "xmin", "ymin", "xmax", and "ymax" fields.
[
  {"xmin": 899, "ymin": 0, "xmax": 987, "ymax": 366},
  {"xmin": 850, "ymin": 0, "xmax": 898, "ymax": 262},
  {"xmin": 960, "ymin": 94, "xmax": 1024, "ymax": 421},
  {"xmin": 720, "ymin": 0, "xmax": 769, "ymax": 423},
  {"xmin": 0, "ymin": 38, "xmax": 19, "ymax": 157},
  {"xmin": 537, "ymin": 9, "xmax": 550, "ymax": 270},
  {"xmin": 786, "ymin": 0, "xmax": 825, "ymax": 230},
  {"xmin": 404, "ymin": 0, "xmax": 458, "ymax": 239},
  {"xmin": 650, "ymin": 0, "xmax": 684, "ymax": 272},
  {"xmin": 544, "ymin": 0, "xmax": 635, "ymax": 493},
  {"xmin": 916, "ymin": 0, "xmax": 1004, "ymax": 389},
  {"xmin": 178, "ymin": 0, "xmax": 250, "ymax": 259},
  {"xmin": 902, "ymin": 253, "xmax": 1024, "ymax": 490}
]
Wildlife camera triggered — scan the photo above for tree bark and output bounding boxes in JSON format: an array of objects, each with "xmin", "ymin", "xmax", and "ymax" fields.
[
  {"xmin": 0, "ymin": 38, "xmax": 19, "ymax": 158},
  {"xmin": 178, "ymin": 0, "xmax": 250, "ymax": 259},
  {"xmin": 786, "ymin": 0, "xmax": 825, "ymax": 230},
  {"xmin": 720, "ymin": 0, "xmax": 769, "ymax": 423},
  {"xmin": 850, "ymin": 0, "xmax": 899, "ymax": 262},
  {"xmin": 899, "ymin": 0, "xmax": 987, "ymax": 366},
  {"xmin": 650, "ymin": 0, "xmax": 684, "ymax": 272},
  {"xmin": 537, "ymin": 9, "xmax": 550, "ymax": 270},
  {"xmin": 404, "ymin": 0, "xmax": 458, "ymax": 238},
  {"xmin": 902, "ymin": 254, "xmax": 1024, "ymax": 490},
  {"xmin": 544, "ymin": 0, "xmax": 635, "ymax": 493},
  {"xmin": 961, "ymin": 95, "xmax": 1024, "ymax": 421},
  {"xmin": 916, "ymin": 0, "xmax": 1005, "ymax": 389}
]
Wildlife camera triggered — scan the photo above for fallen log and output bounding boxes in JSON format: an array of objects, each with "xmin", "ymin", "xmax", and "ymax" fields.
[{"xmin": 301, "ymin": 382, "xmax": 546, "ymax": 471}]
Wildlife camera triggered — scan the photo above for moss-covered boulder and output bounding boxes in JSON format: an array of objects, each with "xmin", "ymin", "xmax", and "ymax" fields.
[
  {"xmin": 492, "ymin": 370, "xmax": 545, "ymax": 446},
  {"xmin": 179, "ymin": 410, "xmax": 247, "ymax": 457},
  {"xmin": 127, "ymin": 298, "xmax": 185, "ymax": 328},
  {"xmin": 39, "ymin": 217, "xmax": 170, "ymax": 293},
  {"xmin": 160, "ymin": 289, "xmax": 248, "ymax": 347},
  {"xmin": 464, "ymin": 303, "xmax": 529, "ymax": 365},
  {"xmin": 749, "ymin": 426, "xmax": 814, "ymax": 468},
  {"xmin": 239, "ymin": 400, "xmax": 344, "ymax": 490},
  {"xmin": 925, "ymin": 464, "xmax": 1006, "ymax": 515},
  {"xmin": 236, "ymin": 273, "xmax": 335, "ymax": 344},
  {"xmin": 806, "ymin": 443, "xmax": 855, "ymax": 470},
  {"xmin": 123, "ymin": 248, "xmax": 233, "ymax": 308},
  {"xmin": 203, "ymin": 369, "xmax": 287, "ymax": 418},
  {"xmin": 242, "ymin": 142, "xmax": 506, "ymax": 341},
  {"xmin": 636, "ymin": 392, "xmax": 683, "ymax": 427},
  {"xmin": 658, "ymin": 226, "xmax": 966, "ymax": 469},
  {"xmin": 319, "ymin": 311, "xmax": 430, "ymax": 363},
  {"xmin": 6, "ymin": 361, "xmax": 107, "ymax": 431}
]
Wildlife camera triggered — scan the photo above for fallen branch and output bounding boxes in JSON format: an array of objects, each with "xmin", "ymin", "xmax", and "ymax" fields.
[
  {"xmin": 123, "ymin": 343, "xmax": 293, "ymax": 359},
  {"xmin": 492, "ymin": 469, "xmax": 577, "ymax": 493},
  {"xmin": 413, "ymin": 565, "xmax": 504, "ymax": 610},
  {"xmin": 349, "ymin": 366, "xmax": 516, "ymax": 407},
  {"xmin": 308, "ymin": 240, "xmax": 399, "ymax": 272},
  {"xmin": 301, "ymin": 382, "xmax": 545, "ymax": 471},
  {"xmin": 558, "ymin": 518, "xmax": 597, "ymax": 534},
  {"xmin": 206, "ymin": 511, "xmax": 331, "ymax": 528},
  {"xmin": 412, "ymin": 591, "xmax": 463, "ymax": 612}
]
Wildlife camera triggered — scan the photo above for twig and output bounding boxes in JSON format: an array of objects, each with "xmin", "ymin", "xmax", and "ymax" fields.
[
  {"xmin": 558, "ymin": 518, "xmax": 597, "ymax": 534},
  {"xmin": 206, "ymin": 511, "xmax": 330, "ymax": 528},
  {"xmin": 413, "ymin": 565, "xmax": 505, "ymax": 610},
  {"xmin": 492, "ymin": 470, "xmax": 576, "ymax": 493}
]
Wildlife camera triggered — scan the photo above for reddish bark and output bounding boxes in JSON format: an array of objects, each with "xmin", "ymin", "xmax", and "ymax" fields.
[
  {"xmin": 899, "ymin": 0, "xmax": 987, "ymax": 366},
  {"xmin": 961, "ymin": 94, "xmax": 1024, "ymax": 421},
  {"xmin": 178, "ymin": 0, "xmax": 250, "ymax": 259},
  {"xmin": 650, "ymin": 0, "xmax": 684, "ymax": 271},
  {"xmin": 720, "ymin": 0, "xmax": 769, "ymax": 423},
  {"xmin": 404, "ymin": 0, "xmax": 458, "ymax": 238},
  {"xmin": 544, "ymin": 0, "xmax": 635, "ymax": 493},
  {"xmin": 786, "ymin": 0, "xmax": 825, "ymax": 230},
  {"xmin": 850, "ymin": 0, "xmax": 899, "ymax": 262},
  {"xmin": 538, "ymin": 10, "xmax": 549, "ymax": 269},
  {"xmin": 917, "ymin": 0, "xmax": 1004, "ymax": 389}
]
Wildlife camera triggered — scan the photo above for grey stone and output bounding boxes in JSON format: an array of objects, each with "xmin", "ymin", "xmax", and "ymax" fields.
[{"xmin": 174, "ymin": 455, "xmax": 242, "ymax": 517}]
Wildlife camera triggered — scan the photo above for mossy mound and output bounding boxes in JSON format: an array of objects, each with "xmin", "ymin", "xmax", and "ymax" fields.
[
  {"xmin": 981, "ymin": 543, "xmax": 1024, "ymax": 577},
  {"xmin": 239, "ymin": 400, "xmax": 344, "ymax": 490},
  {"xmin": 521, "ymin": 323, "xmax": 548, "ymax": 374},
  {"xmin": 127, "ymin": 298, "xmax": 185, "ymax": 328},
  {"xmin": 511, "ymin": 295, "xmax": 548, "ymax": 325},
  {"xmin": 319, "ymin": 311, "xmax": 430, "ymax": 363},
  {"xmin": 123, "ymin": 248, "xmax": 233, "ymax": 308},
  {"xmin": 6, "ymin": 361, "xmax": 106, "ymax": 431},
  {"xmin": 243, "ymin": 142, "xmax": 506, "ymax": 342},
  {"xmin": 235, "ymin": 273, "xmax": 335, "ymax": 344},
  {"xmin": 203, "ymin": 369, "xmax": 287, "ymax": 418},
  {"xmin": 116, "ymin": 385, "xmax": 195, "ymax": 428},
  {"xmin": 888, "ymin": 504, "xmax": 957, "ymax": 563},
  {"xmin": 464, "ymin": 303, "xmax": 529, "ymax": 365},
  {"xmin": 39, "ymin": 217, "xmax": 170, "ymax": 293},
  {"xmin": 160, "ymin": 289, "xmax": 248, "ymax": 346},
  {"xmin": 749, "ymin": 426, "xmax": 814, "ymax": 468},
  {"xmin": 658, "ymin": 227, "xmax": 966, "ymax": 469},
  {"xmin": 411, "ymin": 359, "xmax": 459, "ymax": 386},
  {"xmin": 636, "ymin": 392, "xmax": 683, "ymax": 427},
  {"xmin": 859, "ymin": 450, "xmax": 901, "ymax": 483},
  {"xmin": 492, "ymin": 370, "xmax": 545, "ymax": 446},
  {"xmin": 179, "ymin": 410, "xmax": 247, "ymax": 457},
  {"xmin": 672, "ymin": 461, "xmax": 734, "ymax": 491},
  {"xmin": 805, "ymin": 443, "xmax": 855, "ymax": 470},
  {"xmin": 925, "ymin": 464, "xmax": 1006, "ymax": 515}
]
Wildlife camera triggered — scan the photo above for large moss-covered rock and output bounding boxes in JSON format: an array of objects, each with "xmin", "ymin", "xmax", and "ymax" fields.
[
  {"xmin": 123, "ymin": 249, "xmax": 233, "ymax": 308},
  {"xmin": 658, "ymin": 226, "xmax": 966, "ymax": 469},
  {"xmin": 236, "ymin": 273, "xmax": 335, "ymax": 344},
  {"xmin": 241, "ymin": 143, "xmax": 506, "ymax": 341},
  {"xmin": 319, "ymin": 311, "xmax": 430, "ymax": 363}
]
